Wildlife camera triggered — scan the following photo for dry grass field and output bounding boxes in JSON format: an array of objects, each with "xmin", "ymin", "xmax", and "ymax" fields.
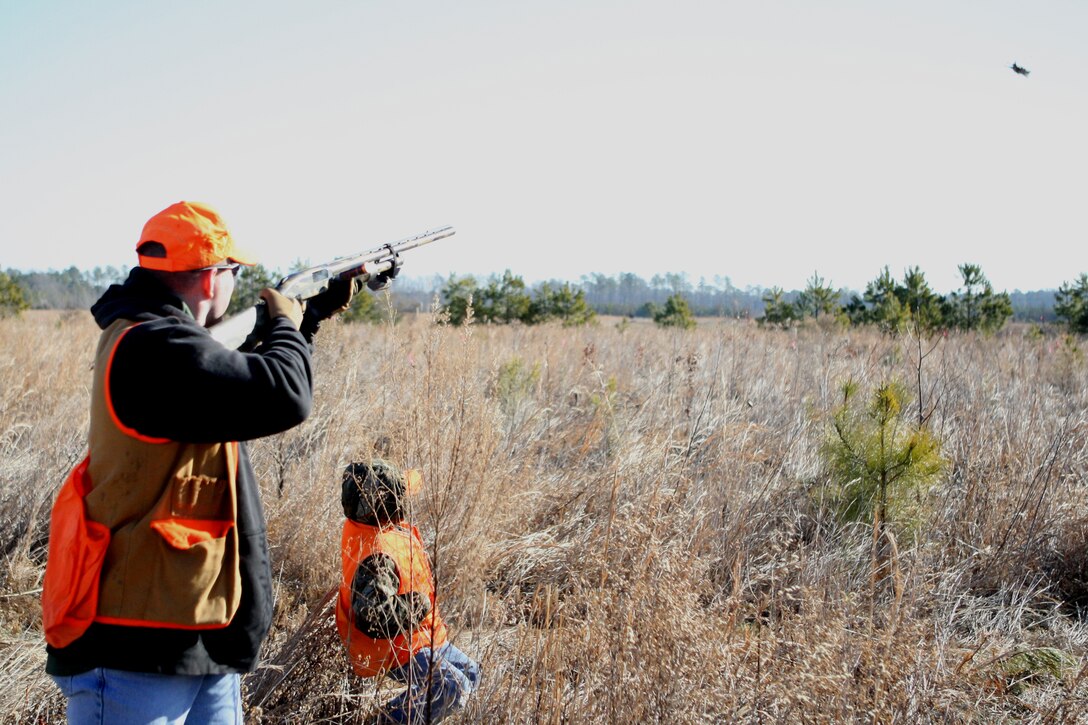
[{"xmin": 2, "ymin": 308, "xmax": 1087, "ymax": 723}]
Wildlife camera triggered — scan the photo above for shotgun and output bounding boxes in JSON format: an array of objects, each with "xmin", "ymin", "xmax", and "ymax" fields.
[{"xmin": 210, "ymin": 225, "xmax": 455, "ymax": 350}]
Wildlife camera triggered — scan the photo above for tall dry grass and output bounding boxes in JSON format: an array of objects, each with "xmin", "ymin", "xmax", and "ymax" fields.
[{"xmin": 2, "ymin": 308, "xmax": 1087, "ymax": 723}]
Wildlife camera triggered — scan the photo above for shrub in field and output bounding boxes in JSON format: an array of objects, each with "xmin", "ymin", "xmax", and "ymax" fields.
[
  {"xmin": 0, "ymin": 270, "xmax": 29, "ymax": 318},
  {"xmin": 651, "ymin": 293, "xmax": 696, "ymax": 329},
  {"xmin": 1055, "ymin": 273, "xmax": 1088, "ymax": 334},
  {"xmin": 477, "ymin": 270, "xmax": 532, "ymax": 324},
  {"xmin": 490, "ymin": 357, "xmax": 541, "ymax": 436},
  {"xmin": 843, "ymin": 266, "xmax": 944, "ymax": 333},
  {"xmin": 819, "ymin": 379, "xmax": 945, "ymax": 535},
  {"xmin": 440, "ymin": 274, "xmax": 477, "ymax": 325},
  {"xmin": 441, "ymin": 273, "xmax": 596, "ymax": 327},
  {"xmin": 843, "ymin": 267, "xmax": 906, "ymax": 330},
  {"xmin": 340, "ymin": 285, "xmax": 385, "ymax": 323},
  {"xmin": 527, "ymin": 281, "xmax": 596, "ymax": 326},
  {"xmin": 841, "ymin": 265, "xmax": 1013, "ymax": 334},
  {"xmin": 795, "ymin": 271, "xmax": 839, "ymax": 320},
  {"xmin": 894, "ymin": 267, "xmax": 945, "ymax": 332},
  {"xmin": 943, "ymin": 263, "xmax": 1013, "ymax": 333},
  {"xmin": 757, "ymin": 286, "xmax": 799, "ymax": 328},
  {"xmin": 991, "ymin": 647, "xmax": 1079, "ymax": 696}
]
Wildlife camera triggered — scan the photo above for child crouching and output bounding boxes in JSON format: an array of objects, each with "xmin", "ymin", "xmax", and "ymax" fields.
[{"xmin": 336, "ymin": 461, "xmax": 480, "ymax": 724}]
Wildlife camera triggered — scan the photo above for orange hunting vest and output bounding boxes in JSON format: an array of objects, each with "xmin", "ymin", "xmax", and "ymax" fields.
[
  {"xmin": 336, "ymin": 521, "xmax": 448, "ymax": 677},
  {"xmin": 42, "ymin": 320, "xmax": 242, "ymax": 648}
]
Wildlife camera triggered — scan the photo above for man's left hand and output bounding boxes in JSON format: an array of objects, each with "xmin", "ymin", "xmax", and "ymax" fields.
[{"xmin": 305, "ymin": 278, "xmax": 363, "ymax": 322}]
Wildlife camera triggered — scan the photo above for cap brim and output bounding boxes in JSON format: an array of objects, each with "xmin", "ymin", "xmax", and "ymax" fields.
[{"xmin": 225, "ymin": 243, "xmax": 257, "ymax": 267}]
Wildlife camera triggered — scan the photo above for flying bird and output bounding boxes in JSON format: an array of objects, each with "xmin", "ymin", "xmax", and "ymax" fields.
[{"xmin": 1010, "ymin": 62, "xmax": 1030, "ymax": 77}]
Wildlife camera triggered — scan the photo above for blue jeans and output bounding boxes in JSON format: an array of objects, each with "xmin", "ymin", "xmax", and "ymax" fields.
[
  {"xmin": 50, "ymin": 668, "xmax": 242, "ymax": 724},
  {"xmin": 378, "ymin": 642, "xmax": 480, "ymax": 724}
]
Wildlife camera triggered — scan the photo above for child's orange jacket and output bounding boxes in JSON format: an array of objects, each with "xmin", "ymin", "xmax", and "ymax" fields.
[{"xmin": 336, "ymin": 520, "xmax": 448, "ymax": 677}]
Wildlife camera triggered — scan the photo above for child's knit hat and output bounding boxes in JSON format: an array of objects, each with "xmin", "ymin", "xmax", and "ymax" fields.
[{"xmin": 341, "ymin": 460, "xmax": 419, "ymax": 524}]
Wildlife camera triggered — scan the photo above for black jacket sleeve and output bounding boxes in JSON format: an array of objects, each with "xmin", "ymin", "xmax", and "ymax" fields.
[
  {"xmin": 350, "ymin": 553, "xmax": 431, "ymax": 641},
  {"xmin": 108, "ymin": 315, "xmax": 313, "ymax": 442}
]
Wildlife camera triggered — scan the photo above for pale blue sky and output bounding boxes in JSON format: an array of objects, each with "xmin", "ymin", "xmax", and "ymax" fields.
[{"xmin": 2, "ymin": 0, "xmax": 1085, "ymax": 293}]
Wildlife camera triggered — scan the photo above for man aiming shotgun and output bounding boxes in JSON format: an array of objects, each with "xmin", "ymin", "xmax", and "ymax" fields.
[{"xmin": 41, "ymin": 200, "xmax": 451, "ymax": 724}]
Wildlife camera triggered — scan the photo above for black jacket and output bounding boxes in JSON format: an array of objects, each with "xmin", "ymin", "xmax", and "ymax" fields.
[{"xmin": 46, "ymin": 268, "xmax": 313, "ymax": 676}]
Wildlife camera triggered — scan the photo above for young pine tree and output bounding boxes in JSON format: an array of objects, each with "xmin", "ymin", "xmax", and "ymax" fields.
[
  {"xmin": 653, "ymin": 293, "xmax": 697, "ymax": 330},
  {"xmin": 440, "ymin": 274, "xmax": 478, "ymax": 326},
  {"xmin": 758, "ymin": 287, "xmax": 799, "ymax": 328},
  {"xmin": 0, "ymin": 271, "xmax": 30, "ymax": 317},
  {"xmin": 1055, "ymin": 273, "xmax": 1088, "ymax": 334},
  {"xmin": 820, "ymin": 379, "xmax": 945, "ymax": 537},
  {"xmin": 795, "ymin": 271, "xmax": 838, "ymax": 320}
]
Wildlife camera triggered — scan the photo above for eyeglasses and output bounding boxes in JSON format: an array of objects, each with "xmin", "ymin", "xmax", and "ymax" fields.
[{"xmin": 201, "ymin": 263, "xmax": 241, "ymax": 277}]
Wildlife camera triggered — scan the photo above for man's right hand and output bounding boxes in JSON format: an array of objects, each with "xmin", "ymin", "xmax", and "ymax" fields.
[{"xmin": 260, "ymin": 288, "xmax": 303, "ymax": 331}]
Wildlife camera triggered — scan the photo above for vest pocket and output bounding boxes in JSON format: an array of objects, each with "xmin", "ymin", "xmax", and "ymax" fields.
[
  {"xmin": 142, "ymin": 515, "xmax": 240, "ymax": 625},
  {"xmin": 150, "ymin": 518, "xmax": 234, "ymax": 549},
  {"xmin": 139, "ymin": 473, "xmax": 240, "ymax": 625}
]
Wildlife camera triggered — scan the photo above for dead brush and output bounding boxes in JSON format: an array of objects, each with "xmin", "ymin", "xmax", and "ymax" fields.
[
  {"xmin": 3, "ymin": 311, "xmax": 1088, "ymax": 723},
  {"xmin": 0, "ymin": 311, "xmax": 98, "ymax": 722}
]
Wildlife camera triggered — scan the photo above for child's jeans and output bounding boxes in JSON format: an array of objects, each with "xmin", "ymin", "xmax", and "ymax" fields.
[{"xmin": 378, "ymin": 641, "xmax": 480, "ymax": 724}]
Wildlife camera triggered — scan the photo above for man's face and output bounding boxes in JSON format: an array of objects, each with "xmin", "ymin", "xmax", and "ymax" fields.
[{"xmin": 206, "ymin": 263, "xmax": 239, "ymax": 326}]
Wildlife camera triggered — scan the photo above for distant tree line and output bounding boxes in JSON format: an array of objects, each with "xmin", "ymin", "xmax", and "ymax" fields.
[
  {"xmin": 3, "ymin": 263, "xmax": 1086, "ymax": 335},
  {"xmin": 760, "ymin": 264, "xmax": 1019, "ymax": 334},
  {"xmin": 2, "ymin": 266, "xmax": 127, "ymax": 312},
  {"xmin": 575, "ymin": 272, "xmax": 762, "ymax": 318}
]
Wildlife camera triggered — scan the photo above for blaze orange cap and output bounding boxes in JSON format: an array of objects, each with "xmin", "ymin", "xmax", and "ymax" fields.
[{"xmin": 136, "ymin": 201, "xmax": 255, "ymax": 272}]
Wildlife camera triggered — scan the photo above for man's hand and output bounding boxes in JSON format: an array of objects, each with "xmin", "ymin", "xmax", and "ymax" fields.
[
  {"xmin": 260, "ymin": 288, "xmax": 303, "ymax": 330},
  {"xmin": 299, "ymin": 278, "xmax": 364, "ymax": 341},
  {"xmin": 304, "ymin": 277, "xmax": 362, "ymax": 322}
]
